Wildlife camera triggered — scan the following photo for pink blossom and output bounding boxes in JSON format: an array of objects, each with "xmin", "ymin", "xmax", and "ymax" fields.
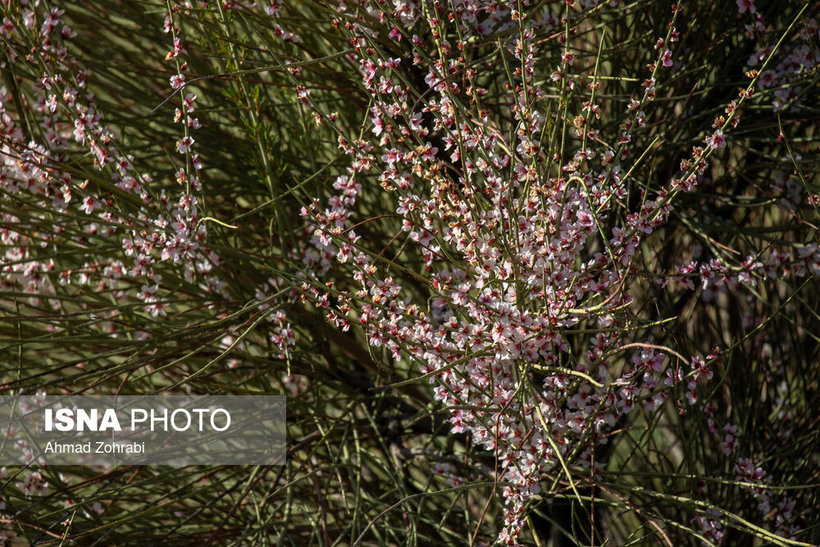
[
  {"xmin": 707, "ymin": 129, "xmax": 726, "ymax": 149},
  {"xmin": 736, "ymin": 0, "xmax": 755, "ymax": 14},
  {"xmin": 80, "ymin": 196, "xmax": 100, "ymax": 215},
  {"xmin": 661, "ymin": 48, "xmax": 673, "ymax": 67}
]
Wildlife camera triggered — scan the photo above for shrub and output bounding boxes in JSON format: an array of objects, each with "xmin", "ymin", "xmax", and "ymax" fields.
[{"xmin": 0, "ymin": 0, "xmax": 818, "ymax": 545}]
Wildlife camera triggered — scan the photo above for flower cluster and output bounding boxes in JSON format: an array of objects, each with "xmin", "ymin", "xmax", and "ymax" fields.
[
  {"xmin": 740, "ymin": 7, "xmax": 819, "ymax": 112},
  {"xmin": 1, "ymin": 5, "xmax": 297, "ymax": 524},
  {"xmin": 292, "ymin": 1, "xmax": 733, "ymax": 542},
  {"xmin": 287, "ymin": 0, "xmax": 820, "ymax": 542}
]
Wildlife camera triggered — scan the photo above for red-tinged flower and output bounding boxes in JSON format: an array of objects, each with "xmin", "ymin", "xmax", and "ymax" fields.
[
  {"xmin": 661, "ymin": 48, "xmax": 673, "ymax": 67},
  {"xmin": 736, "ymin": 0, "xmax": 755, "ymax": 14},
  {"xmin": 266, "ymin": 1, "xmax": 283, "ymax": 16},
  {"xmin": 706, "ymin": 129, "xmax": 725, "ymax": 149},
  {"xmin": 295, "ymin": 85, "xmax": 310, "ymax": 105},
  {"xmin": 80, "ymin": 196, "xmax": 99, "ymax": 215},
  {"xmin": 176, "ymin": 136, "xmax": 194, "ymax": 154}
]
